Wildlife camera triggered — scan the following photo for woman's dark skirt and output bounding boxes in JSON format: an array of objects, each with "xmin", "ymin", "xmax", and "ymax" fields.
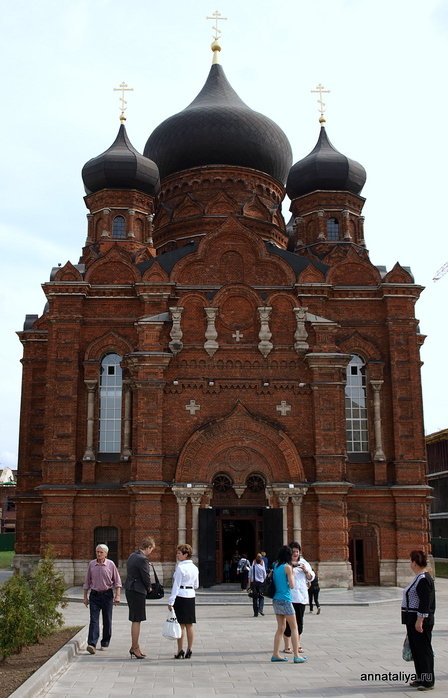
[
  {"xmin": 174, "ymin": 595, "xmax": 196, "ymax": 624},
  {"xmin": 125, "ymin": 589, "xmax": 146, "ymax": 622}
]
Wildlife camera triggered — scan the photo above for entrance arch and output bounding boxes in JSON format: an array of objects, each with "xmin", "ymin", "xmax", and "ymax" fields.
[
  {"xmin": 175, "ymin": 401, "xmax": 305, "ymax": 484},
  {"xmin": 176, "ymin": 402, "xmax": 305, "ymax": 586}
]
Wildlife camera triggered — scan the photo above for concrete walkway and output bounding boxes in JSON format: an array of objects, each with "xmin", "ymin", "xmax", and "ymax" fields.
[{"xmin": 12, "ymin": 581, "xmax": 448, "ymax": 698}]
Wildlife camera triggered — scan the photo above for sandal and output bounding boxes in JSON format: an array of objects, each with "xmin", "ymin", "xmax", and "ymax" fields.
[
  {"xmin": 282, "ymin": 648, "xmax": 293, "ymax": 654},
  {"xmin": 298, "ymin": 647, "xmax": 304, "ymax": 653}
]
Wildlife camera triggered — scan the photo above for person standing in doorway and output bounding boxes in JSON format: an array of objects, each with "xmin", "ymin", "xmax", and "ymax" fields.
[
  {"xmin": 237, "ymin": 553, "xmax": 251, "ymax": 590},
  {"xmin": 83, "ymin": 544, "xmax": 122, "ymax": 654}
]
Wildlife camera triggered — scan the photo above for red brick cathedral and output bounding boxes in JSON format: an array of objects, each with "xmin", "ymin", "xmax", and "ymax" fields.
[{"xmin": 15, "ymin": 44, "xmax": 430, "ymax": 587}]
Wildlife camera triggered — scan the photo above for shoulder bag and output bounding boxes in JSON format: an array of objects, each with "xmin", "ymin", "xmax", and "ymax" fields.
[
  {"xmin": 146, "ymin": 564, "xmax": 165, "ymax": 600},
  {"xmin": 260, "ymin": 569, "xmax": 276, "ymax": 599}
]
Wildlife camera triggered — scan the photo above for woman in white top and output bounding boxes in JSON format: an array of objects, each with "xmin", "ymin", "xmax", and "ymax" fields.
[
  {"xmin": 283, "ymin": 542, "xmax": 314, "ymax": 654},
  {"xmin": 249, "ymin": 553, "xmax": 267, "ymax": 616},
  {"xmin": 168, "ymin": 544, "xmax": 199, "ymax": 659}
]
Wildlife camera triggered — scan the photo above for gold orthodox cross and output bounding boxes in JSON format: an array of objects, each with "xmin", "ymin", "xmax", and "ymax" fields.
[
  {"xmin": 113, "ymin": 81, "xmax": 134, "ymax": 122},
  {"xmin": 206, "ymin": 10, "xmax": 228, "ymax": 40},
  {"xmin": 311, "ymin": 83, "xmax": 330, "ymax": 122}
]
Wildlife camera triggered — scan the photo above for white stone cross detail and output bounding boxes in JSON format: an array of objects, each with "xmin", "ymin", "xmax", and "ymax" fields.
[
  {"xmin": 186, "ymin": 399, "xmax": 201, "ymax": 415},
  {"xmin": 232, "ymin": 330, "xmax": 243, "ymax": 342},
  {"xmin": 276, "ymin": 400, "xmax": 291, "ymax": 417}
]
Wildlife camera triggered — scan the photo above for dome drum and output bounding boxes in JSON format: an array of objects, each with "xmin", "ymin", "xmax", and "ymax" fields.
[
  {"xmin": 289, "ymin": 190, "xmax": 366, "ymax": 248},
  {"xmin": 151, "ymin": 165, "xmax": 289, "ymax": 251}
]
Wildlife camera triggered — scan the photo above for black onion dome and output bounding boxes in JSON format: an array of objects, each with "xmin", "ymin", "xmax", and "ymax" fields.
[
  {"xmin": 82, "ymin": 123, "xmax": 160, "ymax": 196},
  {"xmin": 286, "ymin": 126, "xmax": 366, "ymax": 199},
  {"xmin": 144, "ymin": 64, "xmax": 292, "ymax": 183}
]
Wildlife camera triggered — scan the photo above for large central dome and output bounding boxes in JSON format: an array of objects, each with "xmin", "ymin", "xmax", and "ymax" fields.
[{"xmin": 144, "ymin": 63, "xmax": 292, "ymax": 183}]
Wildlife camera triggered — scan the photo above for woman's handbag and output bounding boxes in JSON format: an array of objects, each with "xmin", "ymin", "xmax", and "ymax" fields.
[
  {"xmin": 260, "ymin": 570, "xmax": 275, "ymax": 599},
  {"xmin": 402, "ymin": 634, "xmax": 413, "ymax": 661},
  {"xmin": 146, "ymin": 565, "xmax": 164, "ymax": 600},
  {"xmin": 162, "ymin": 610, "xmax": 182, "ymax": 640}
]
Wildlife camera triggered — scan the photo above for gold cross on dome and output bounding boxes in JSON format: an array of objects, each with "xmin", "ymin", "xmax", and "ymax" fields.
[
  {"xmin": 311, "ymin": 83, "xmax": 331, "ymax": 122},
  {"xmin": 206, "ymin": 10, "xmax": 227, "ymax": 41},
  {"xmin": 113, "ymin": 81, "xmax": 134, "ymax": 122}
]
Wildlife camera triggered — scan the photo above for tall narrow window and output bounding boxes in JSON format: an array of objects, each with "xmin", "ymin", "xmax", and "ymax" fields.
[
  {"xmin": 345, "ymin": 355, "xmax": 369, "ymax": 452},
  {"xmin": 112, "ymin": 215, "xmax": 126, "ymax": 239},
  {"xmin": 99, "ymin": 353, "xmax": 122, "ymax": 453},
  {"xmin": 327, "ymin": 217, "xmax": 340, "ymax": 240}
]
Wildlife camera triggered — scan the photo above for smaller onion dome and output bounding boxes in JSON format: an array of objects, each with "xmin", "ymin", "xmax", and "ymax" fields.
[
  {"xmin": 82, "ymin": 123, "xmax": 160, "ymax": 196},
  {"xmin": 286, "ymin": 126, "xmax": 366, "ymax": 199}
]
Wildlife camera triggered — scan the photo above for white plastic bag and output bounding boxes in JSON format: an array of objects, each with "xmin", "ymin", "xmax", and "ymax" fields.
[{"xmin": 162, "ymin": 610, "xmax": 182, "ymax": 640}]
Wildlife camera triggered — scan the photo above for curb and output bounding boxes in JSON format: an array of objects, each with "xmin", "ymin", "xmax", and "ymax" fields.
[{"xmin": 8, "ymin": 626, "xmax": 86, "ymax": 698}]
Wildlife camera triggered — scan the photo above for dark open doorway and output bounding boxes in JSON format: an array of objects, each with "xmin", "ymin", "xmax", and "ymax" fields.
[
  {"xmin": 349, "ymin": 526, "xmax": 380, "ymax": 585},
  {"xmin": 222, "ymin": 518, "xmax": 256, "ymax": 581},
  {"xmin": 198, "ymin": 507, "xmax": 282, "ymax": 586}
]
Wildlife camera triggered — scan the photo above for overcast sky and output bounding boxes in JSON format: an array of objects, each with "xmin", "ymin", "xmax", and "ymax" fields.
[{"xmin": 1, "ymin": 0, "xmax": 447, "ymax": 470}]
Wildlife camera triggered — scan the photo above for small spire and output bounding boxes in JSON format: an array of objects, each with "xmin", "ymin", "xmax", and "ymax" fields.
[
  {"xmin": 113, "ymin": 81, "xmax": 134, "ymax": 122},
  {"xmin": 206, "ymin": 10, "xmax": 227, "ymax": 64},
  {"xmin": 311, "ymin": 83, "xmax": 330, "ymax": 125}
]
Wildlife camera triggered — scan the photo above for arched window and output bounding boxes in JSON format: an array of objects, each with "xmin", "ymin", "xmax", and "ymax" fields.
[
  {"xmin": 246, "ymin": 473, "xmax": 266, "ymax": 492},
  {"xmin": 345, "ymin": 355, "xmax": 369, "ymax": 452},
  {"xmin": 98, "ymin": 353, "xmax": 122, "ymax": 453},
  {"xmin": 212, "ymin": 473, "xmax": 233, "ymax": 492},
  {"xmin": 327, "ymin": 217, "xmax": 340, "ymax": 240},
  {"xmin": 112, "ymin": 215, "xmax": 126, "ymax": 239}
]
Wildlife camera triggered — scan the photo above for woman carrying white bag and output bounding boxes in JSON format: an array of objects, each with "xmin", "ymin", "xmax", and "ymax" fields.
[
  {"xmin": 163, "ymin": 609, "xmax": 182, "ymax": 640},
  {"xmin": 167, "ymin": 544, "xmax": 199, "ymax": 659}
]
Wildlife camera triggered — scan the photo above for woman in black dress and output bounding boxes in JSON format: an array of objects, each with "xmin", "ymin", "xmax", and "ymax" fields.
[
  {"xmin": 168, "ymin": 544, "xmax": 199, "ymax": 659},
  {"xmin": 124, "ymin": 536, "xmax": 155, "ymax": 659},
  {"xmin": 401, "ymin": 549, "xmax": 435, "ymax": 690}
]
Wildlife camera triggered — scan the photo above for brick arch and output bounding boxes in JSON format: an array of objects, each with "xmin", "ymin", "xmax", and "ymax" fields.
[
  {"xmin": 175, "ymin": 402, "xmax": 305, "ymax": 483},
  {"xmin": 338, "ymin": 331, "xmax": 382, "ymax": 362},
  {"xmin": 84, "ymin": 331, "xmax": 134, "ymax": 362},
  {"xmin": 84, "ymin": 247, "xmax": 140, "ymax": 284},
  {"xmin": 53, "ymin": 261, "xmax": 83, "ymax": 282}
]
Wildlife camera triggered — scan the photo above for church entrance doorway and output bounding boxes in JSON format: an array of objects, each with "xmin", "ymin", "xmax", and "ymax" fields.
[
  {"xmin": 218, "ymin": 509, "xmax": 260, "ymax": 583},
  {"xmin": 349, "ymin": 525, "xmax": 379, "ymax": 585},
  {"xmin": 198, "ymin": 507, "xmax": 282, "ymax": 586}
]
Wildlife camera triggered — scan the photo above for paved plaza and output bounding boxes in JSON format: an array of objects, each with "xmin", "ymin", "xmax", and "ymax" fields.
[{"xmin": 11, "ymin": 580, "xmax": 448, "ymax": 698}]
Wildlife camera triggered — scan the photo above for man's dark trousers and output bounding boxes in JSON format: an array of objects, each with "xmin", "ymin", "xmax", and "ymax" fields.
[{"xmin": 88, "ymin": 589, "xmax": 114, "ymax": 648}]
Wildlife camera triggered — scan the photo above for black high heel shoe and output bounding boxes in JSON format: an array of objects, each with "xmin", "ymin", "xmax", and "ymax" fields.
[
  {"xmin": 129, "ymin": 647, "xmax": 145, "ymax": 659},
  {"xmin": 185, "ymin": 649, "xmax": 192, "ymax": 659},
  {"xmin": 174, "ymin": 649, "xmax": 185, "ymax": 659}
]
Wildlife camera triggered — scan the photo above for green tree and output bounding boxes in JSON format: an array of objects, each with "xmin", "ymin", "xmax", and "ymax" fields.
[
  {"xmin": 0, "ymin": 573, "xmax": 35, "ymax": 659},
  {"xmin": 29, "ymin": 546, "xmax": 67, "ymax": 640}
]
